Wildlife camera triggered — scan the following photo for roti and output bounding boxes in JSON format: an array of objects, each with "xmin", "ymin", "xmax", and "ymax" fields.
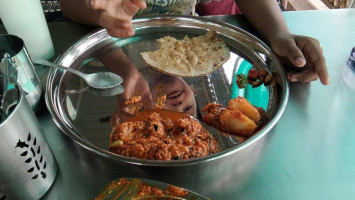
[{"xmin": 140, "ymin": 30, "xmax": 230, "ymax": 77}]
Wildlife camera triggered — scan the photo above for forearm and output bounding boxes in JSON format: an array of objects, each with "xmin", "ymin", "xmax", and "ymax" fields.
[
  {"xmin": 235, "ymin": 0, "xmax": 291, "ymax": 44},
  {"xmin": 60, "ymin": 0, "xmax": 100, "ymax": 26},
  {"xmin": 97, "ymin": 46, "xmax": 137, "ymax": 77}
]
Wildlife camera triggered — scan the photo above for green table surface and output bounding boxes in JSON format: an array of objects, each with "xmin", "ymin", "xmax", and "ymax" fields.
[{"xmin": 1, "ymin": 8, "xmax": 355, "ymax": 200}]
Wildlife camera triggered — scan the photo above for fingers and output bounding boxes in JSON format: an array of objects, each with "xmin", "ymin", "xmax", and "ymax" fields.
[
  {"xmin": 272, "ymin": 34, "xmax": 330, "ymax": 85},
  {"xmin": 295, "ymin": 36, "xmax": 330, "ymax": 85},
  {"xmin": 141, "ymin": 90, "xmax": 154, "ymax": 110},
  {"xmin": 90, "ymin": 0, "xmax": 146, "ymax": 16},
  {"xmin": 107, "ymin": 26, "xmax": 135, "ymax": 38},
  {"xmin": 283, "ymin": 42, "xmax": 306, "ymax": 68},
  {"xmin": 129, "ymin": 0, "xmax": 147, "ymax": 10},
  {"xmin": 287, "ymin": 56, "xmax": 329, "ymax": 85},
  {"xmin": 90, "ymin": 0, "xmax": 109, "ymax": 10},
  {"xmin": 110, "ymin": 112, "xmax": 120, "ymax": 127},
  {"xmin": 91, "ymin": 0, "xmax": 146, "ymax": 11},
  {"xmin": 287, "ymin": 69, "xmax": 318, "ymax": 83},
  {"xmin": 316, "ymin": 65, "xmax": 330, "ymax": 85},
  {"xmin": 119, "ymin": 0, "xmax": 147, "ymax": 17},
  {"xmin": 98, "ymin": 12, "xmax": 135, "ymax": 38},
  {"xmin": 90, "ymin": 0, "xmax": 147, "ymax": 38},
  {"xmin": 121, "ymin": 80, "xmax": 137, "ymax": 101},
  {"xmin": 273, "ymin": 37, "xmax": 306, "ymax": 68},
  {"xmin": 110, "ymin": 107, "xmax": 134, "ymax": 127},
  {"xmin": 306, "ymin": 53, "xmax": 329, "ymax": 85}
]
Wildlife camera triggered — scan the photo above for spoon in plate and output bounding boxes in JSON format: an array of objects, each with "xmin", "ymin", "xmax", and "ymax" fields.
[{"xmin": 32, "ymin": 58, "xmax": 123, "ymax": 90}]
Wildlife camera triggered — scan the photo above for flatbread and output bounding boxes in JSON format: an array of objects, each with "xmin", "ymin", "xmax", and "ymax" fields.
[{"xmin": 140, "ymin": 30, "xmax": 230, "ymax": 77}]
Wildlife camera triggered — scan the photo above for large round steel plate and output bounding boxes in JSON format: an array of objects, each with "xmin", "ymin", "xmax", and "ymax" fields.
[{"xmin": 45, "ymin": 16, "xmax": 289, "ymax": 166}]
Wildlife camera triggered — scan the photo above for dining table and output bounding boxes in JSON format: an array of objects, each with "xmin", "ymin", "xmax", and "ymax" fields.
[{"xmin": 1, "ymin": 8, "xmax": 355, "ymax": 200}]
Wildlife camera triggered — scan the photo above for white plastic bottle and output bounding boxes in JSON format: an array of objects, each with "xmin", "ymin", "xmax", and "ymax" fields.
[{"xmin": 0, "ymin": 0, "xmax": 55, "ymax": 60}]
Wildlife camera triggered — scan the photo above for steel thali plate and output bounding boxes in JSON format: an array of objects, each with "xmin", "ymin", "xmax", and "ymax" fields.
[{"xmin": 45, "ymin": 16, "xmax": 289, "ymax": 166}]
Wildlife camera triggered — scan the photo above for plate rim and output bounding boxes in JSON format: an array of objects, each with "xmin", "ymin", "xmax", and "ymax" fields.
[{"xmin": 45, "ymin": 15, "xmax": 289, "ymax": 167}]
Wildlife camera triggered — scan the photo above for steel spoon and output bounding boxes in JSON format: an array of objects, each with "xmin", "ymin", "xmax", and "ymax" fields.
[
  {"xmin": 88, "ymin": 84, "xmax": 124, "ymax": 96},
  {"xmin": 32, "ymin": 58, "xmax": 123, "ymax": 90}
]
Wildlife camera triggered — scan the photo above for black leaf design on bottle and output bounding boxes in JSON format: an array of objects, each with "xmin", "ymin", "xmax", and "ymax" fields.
[
  {"xmin": 20, "ymin": 151, "xmax": 28, "ymax": 156},
  {"xmin": 15, "ymin": 132, "xmax": 47, "ymax": 180},
  {"xmin": 30, "ymin": 147, "xmax": 35, "ymax": 157},
  {"xmin": 27, "ymin": 168, "xmax": 34, "ymax": 173}
]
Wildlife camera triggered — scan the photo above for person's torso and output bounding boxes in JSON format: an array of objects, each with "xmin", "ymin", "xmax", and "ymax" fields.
[{"xmin": 135, "ymin": 0, "xmax": 198, "ymax": 17}]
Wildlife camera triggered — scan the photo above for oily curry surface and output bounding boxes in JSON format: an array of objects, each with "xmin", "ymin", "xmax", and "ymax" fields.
[
  {"xmin": 95, "ymin": 178, "xmax": 190, "ymax": 200},
  {"xmin": 109, "ymin": 109, "xmax": 221, "ymax": 160}
]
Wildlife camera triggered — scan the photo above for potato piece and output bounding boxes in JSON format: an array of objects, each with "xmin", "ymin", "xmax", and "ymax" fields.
[
  {"xmin": 219, "ymin": 109, "xmax": 257, "ymax": 136},
  {"xmin": 227, "ymin": 97, "xmax": 261, "ymax": 124}
]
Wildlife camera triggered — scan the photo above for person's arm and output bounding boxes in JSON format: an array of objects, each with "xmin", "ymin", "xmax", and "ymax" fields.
[
  {"xmin": 235, "ymin": 0, "xmax": 288, "ymax": 45},
  {"xmin": 96, "ymin": 45, "xmax": 153, "ymax": 126},
  {"xmin": 235, "ymin": 0, "xmax": 329, "ymax": 85},
  {"xmin": 60, "ymin": 0, "xmax": 146, "ymax": 37}
]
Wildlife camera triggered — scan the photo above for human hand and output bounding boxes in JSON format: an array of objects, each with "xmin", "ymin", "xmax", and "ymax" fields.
[
  {"xmin": 110, "ymin": 65, "xmax": 153, "ymax": 127},
  {"xmin": 97, "ymin": 46, "xmax": 152, "ymax": 127},
  {"xmin": 270, "ymin": 34, "xmax": 329, "ymax": 85},
  {"xmin": 89, "ymin": 0, "xmax": 146, "ymax": 38}
]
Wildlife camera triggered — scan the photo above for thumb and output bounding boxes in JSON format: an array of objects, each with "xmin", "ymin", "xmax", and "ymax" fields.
[
  {"xmin": 272, "ymin": 38, "xmax": 306, "ymax": 68},
  {"xmin": 122, "ymin": 0, "xmax": 147, "ymax": 16}
]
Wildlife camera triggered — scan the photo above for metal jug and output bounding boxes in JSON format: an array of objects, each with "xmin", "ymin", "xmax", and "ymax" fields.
[{"xmin": 0, "ymin": 34, "xmax": 43, "ymax": 111}]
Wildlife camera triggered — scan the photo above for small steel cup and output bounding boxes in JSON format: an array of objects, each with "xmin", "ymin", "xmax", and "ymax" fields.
[
  {"xmin": 0, "ymin": 34, "xmax": 43, "ymax": 111},
  {"xmin": 0, "ymin": 86, "xmax": 57, "ymax": 199}
]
